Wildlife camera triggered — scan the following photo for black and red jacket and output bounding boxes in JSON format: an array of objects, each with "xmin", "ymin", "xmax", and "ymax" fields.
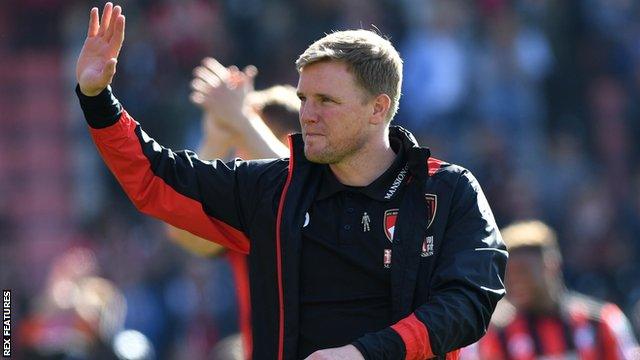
[{"xmin": 78, "ymin": 86, "xmax": 508, "ymax": 360}]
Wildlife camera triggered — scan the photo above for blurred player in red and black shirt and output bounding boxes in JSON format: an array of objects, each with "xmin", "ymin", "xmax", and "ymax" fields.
[
  {"xmin": 167, "ymin": 57, "xmax": 299, "ymax": 360},
  {"xmin": 463, "ymin": 220, "xmax": 640, "ymax": 360}
]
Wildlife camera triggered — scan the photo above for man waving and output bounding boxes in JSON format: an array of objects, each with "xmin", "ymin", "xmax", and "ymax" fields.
[{"xmin": 76, "ymin": 3, "xmax": 507, "ymax": 359}]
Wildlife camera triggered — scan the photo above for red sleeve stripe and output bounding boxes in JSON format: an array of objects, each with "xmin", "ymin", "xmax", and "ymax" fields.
[
  {"xmin": 227, "ymin": 252, "xmax": 252, "ymax": 359},
  {"xmin": 90, "ymin": 111, "xmax": 250, "ymax": 254},
  {"xmin": 445, "ymin": 349, "xmax": 460, "ymax": 359},
  {"xmin": 391, "ymin": 313, "xmax": 433, "ymax": 360}
]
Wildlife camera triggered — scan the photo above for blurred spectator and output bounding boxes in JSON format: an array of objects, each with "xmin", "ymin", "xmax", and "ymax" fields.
[
  {"xmin": 17, "ymin": 247, "xmax": 128, "ymax": 359},
  {"xmin": 462, "ymin": 221, "xmax": 640, "ymax": 359},
  {"xmin": 399, "ymin": 0, "xmax": 473, "ymax": 140}
]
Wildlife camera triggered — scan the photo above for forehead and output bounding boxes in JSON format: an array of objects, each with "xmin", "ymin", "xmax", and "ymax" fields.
[{"xmin": 297, "ymin": 60, "xmax": 360, "ymax": 95}]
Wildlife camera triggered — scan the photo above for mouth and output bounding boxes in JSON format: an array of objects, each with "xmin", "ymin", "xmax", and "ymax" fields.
[{"xmin": 303, "ymin": 131, "xmax": 324, "ymax": 138}]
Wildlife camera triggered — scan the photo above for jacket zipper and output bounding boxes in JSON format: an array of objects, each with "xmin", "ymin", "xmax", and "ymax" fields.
[{"xmin": 275, "ymin": 135, "xmax": 295, "ymax": 360}]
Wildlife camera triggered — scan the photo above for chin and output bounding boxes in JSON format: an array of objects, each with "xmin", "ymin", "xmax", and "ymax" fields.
[
  {"xmin": 304, "ymin": 147, "xmax": 337, "ymax": 164},
  {"xmin": 304, "ymin": 151, "xmax": 330, "ymax": 164}
]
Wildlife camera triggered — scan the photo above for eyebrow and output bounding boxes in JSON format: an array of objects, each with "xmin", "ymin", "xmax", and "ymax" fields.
[{"xmin": 296, "ymin": 92, "xmax": 336, "ymax": 100}]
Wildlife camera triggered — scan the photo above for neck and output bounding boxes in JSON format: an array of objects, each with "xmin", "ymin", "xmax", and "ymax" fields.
[
  {"xmin": 526, "ymin": 283, "xmax": 563, "ymax": 315},
  {"xmin": 329, "ymin": 130, "xmax": 396, "ymax": 186},
  {"xmin": 529, "ymin": 297, "xmax": 558, "ymax": 315}
]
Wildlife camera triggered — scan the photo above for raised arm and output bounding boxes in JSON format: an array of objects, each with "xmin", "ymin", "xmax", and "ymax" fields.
[
  {"xmin": 166, "ymin": 58, "xmax": 293, "ymax": 256},
  {"xmin": 75, "ymin": 5, "xmax": 269, "ymax": 255},
  {"xmin": 191, "ymin": 58, "xmax": 289, "ymax": 158}
]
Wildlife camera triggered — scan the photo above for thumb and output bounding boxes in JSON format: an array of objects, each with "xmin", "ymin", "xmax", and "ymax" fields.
[
  {"xmin": 102, "ymin": 58, "xmax": 118, "ymax": 83},
  {"xmin": 243, "ymin": 65, "xmax": 258, "ymax": 86}
]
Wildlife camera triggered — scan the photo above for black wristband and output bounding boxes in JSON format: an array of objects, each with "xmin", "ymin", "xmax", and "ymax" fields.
[{"xmin": 75, "ymin": 84, "xmax": 123, "ymax": 129}]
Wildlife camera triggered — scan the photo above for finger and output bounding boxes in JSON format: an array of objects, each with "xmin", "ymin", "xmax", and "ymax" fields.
[
  {"xmin": 243, "ymin": 65, "xmax": 258, "ymax": 79},
  {"xmin": 202, "ymin": 57, "xmax": 229, "ymax": 81},
  {"xmin": 98, "ymin": 2, "xmax": 113, "ymax": 37},
  {"xmin": 191, "ymin": 78, "xmax": 213, "ymax": 93},
  {"xmin": 226, "ymin": 66, "xmax": 244, "ymax": 88},
  {"xmin": 195, "ymin": 63, "xmax": 223, "ymax": 88},
  {"xmin": 109, "ymin": 15, "xmax": 126, "ymax": 56},
  {"xmin": 88, "ymin": 7, "xmax": 99, "ymax": 37},
  {"xmin": 194, "ymin": 67, "xmax": 221, "ymax": 87},
  {"xmin": 190, "ymin": 92, "xmax": 206, "ymax": 105},
  {"xmin": 241, "ymin": 65, "xmax": 258, "ymax": 89},
  {"xmin": 106, "ymin": 5, "xmax": 122, "ymax": 42}
]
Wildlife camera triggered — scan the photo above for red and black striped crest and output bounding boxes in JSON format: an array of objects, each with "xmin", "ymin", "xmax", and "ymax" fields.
[{"xmin": 384, "ymin": 209, "xmax": 399, "ymax": 242}]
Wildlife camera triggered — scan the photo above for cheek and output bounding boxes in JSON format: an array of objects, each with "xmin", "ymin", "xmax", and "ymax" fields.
[{"xmin": 327, "ymin": 107, "xmax": 364, "ymax": 134}]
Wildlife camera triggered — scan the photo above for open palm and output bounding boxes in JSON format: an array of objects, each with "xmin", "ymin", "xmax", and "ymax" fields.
[{"xmin": 76, "ymin": 3, "xmax": 125, "ymax": 96}]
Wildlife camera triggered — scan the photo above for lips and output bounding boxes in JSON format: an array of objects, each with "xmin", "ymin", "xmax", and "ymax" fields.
[{"xmin": 303, "ymin": 131, "xmax": 324, "ymax": 140}]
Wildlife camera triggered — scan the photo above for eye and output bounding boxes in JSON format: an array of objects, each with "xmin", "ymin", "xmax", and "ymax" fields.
[
  {"xmin": 298, "ymin": 95, "xmax": 306, "ymax": 102},
  {"xmin": 320, "ymin": 96, "xmax": 334, "ymax": 103}
]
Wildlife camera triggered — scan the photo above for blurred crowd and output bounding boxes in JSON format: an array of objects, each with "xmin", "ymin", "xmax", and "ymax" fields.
[{"xmin": 1, "ymin": 0, "xmax": 639, "ymax": 358}]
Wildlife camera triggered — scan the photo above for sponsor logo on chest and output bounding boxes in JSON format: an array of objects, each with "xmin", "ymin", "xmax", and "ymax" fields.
[{"xmin": 384, "ymin": 164, "xmax": 409, "ymax": 200}]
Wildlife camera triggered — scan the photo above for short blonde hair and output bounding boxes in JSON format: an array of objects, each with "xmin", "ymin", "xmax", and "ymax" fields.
[
  {"xmin": 501, "ymin": 220, "xmax": 561, "ymax": 261},
  {"xmin": 295, "ymin": 29, "xmax": 403, "ymax": 122},
  {"xmin": 247, "ymin": 85, "xmax": 301, "ymax": 114}
]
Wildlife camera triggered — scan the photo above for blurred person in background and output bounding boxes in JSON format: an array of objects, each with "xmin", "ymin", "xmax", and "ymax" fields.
[
  {"xmin": 17, "ymin": 247, "xmax": 134, "ymax": 359},
  {"xmin": 462, "ymin": 220, "xmax": 640, "ymax": 360},
  {"xmin": 167, "ymin": 56, "xmax": 299, "ymax": 359},
  {"xmin": 75, "ymin": 3, "xmax": 506, "ymax": 359}
]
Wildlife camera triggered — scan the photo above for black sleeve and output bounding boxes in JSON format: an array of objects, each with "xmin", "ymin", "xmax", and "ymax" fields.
[
  {"xmin": 76, "ymin": 85, "xmax": 281, "ymax": 253},
  {"xmin": 354, "ymin": 170, "xmax": 507, "ymax": 359},
  {"xmin": 417, "ymin": 170, "xmax": 507, "ymax": 354},
  {"xmin": 76, "ymin": 85, "xmax": 122, "ymax": 128}
]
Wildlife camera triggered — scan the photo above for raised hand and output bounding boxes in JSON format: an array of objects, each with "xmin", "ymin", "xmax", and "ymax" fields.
[
  {"xmin": 190, "ymin": 57, "xmax": 258, "ymax": 133},
  {"xmin": 76, "ymin": 3, "xmax": 126, "ymax": 96}
]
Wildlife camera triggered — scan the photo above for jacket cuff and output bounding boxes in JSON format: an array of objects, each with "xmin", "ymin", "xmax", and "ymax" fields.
[
  {"xmin": 352, "ymin": 327, "xmax": 406, "ymax": 359},
  {"xmin": 390, "ymin": 313, "xmax": 433, "ymax": 360},
  {"xmin": 75, "ymin": 84, "xmax": 123, "ymax": 129}
]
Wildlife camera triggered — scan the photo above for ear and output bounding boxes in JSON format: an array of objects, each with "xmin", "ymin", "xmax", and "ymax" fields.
[{"xmin": 370, "ymin": 94, "xmax": 391, "ymax": 125}]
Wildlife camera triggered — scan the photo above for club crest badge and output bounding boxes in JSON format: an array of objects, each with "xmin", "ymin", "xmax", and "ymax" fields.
[
  {"xmin": 421, "ymin": 236, "xmax": 434, "ymax": 257},
  {"xmin": 383, "ymin": 209, "xmax": 399, "ymax": 242},
  {"xmin": 425, "ymin": 194, "xmax": 437, "ymax": 229}
]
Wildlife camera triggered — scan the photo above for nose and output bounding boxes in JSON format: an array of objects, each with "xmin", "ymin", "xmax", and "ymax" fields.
[{"xmin": 300, "ymin": 101, "xmax": 318, "ymax": 124}]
